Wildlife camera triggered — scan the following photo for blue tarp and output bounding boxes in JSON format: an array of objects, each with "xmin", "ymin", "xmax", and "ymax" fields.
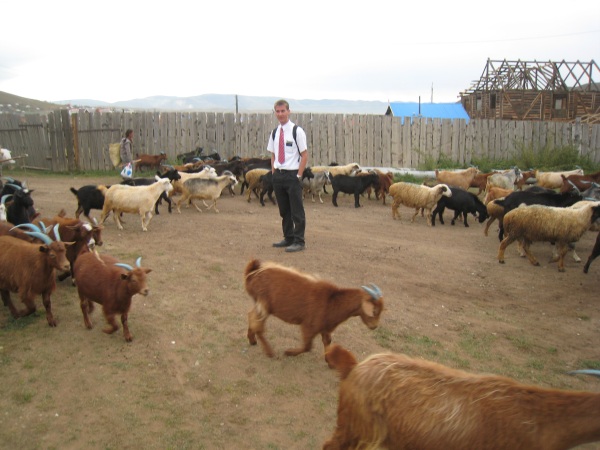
[{"xmin": 386, "ymin": 102, "xmax": 470, "ymax": 122}]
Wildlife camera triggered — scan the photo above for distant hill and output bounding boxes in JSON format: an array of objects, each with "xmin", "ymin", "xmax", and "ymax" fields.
[
  {"xmin": 1, "ymin": 91, "xmax": 390, "ymax": 115},
  {"xmin": 0, "ymin": 91, "xmax": 66, "ymax": 114},
  {"xmin": 56, "ymin": 93, "xmax": 389, "ymax": 115}
]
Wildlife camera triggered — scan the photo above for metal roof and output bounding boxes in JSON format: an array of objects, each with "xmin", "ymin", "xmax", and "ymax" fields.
[{"xmin": 386, "ymin": 102, "xmax": 470, "ymax": 122}]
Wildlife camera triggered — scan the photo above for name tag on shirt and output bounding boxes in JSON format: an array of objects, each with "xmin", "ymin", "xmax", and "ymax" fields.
[{"xmin": 286, "ymin": 140, "xmax": 293, "ymax": 147}]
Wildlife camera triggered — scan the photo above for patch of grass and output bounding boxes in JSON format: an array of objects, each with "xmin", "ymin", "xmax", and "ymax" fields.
[
  {"xmin": 372, "ymin": 326, "xmax": 399, "ymax": 349},
  {"xmin": 576, "ymin": 360, "xmax": 600, "ymax": 370},
  {"xmin": 458, "ymin": 330, "xmax": 496, "ymax": 360},
  {"xmin": 577, "ymin": 314, "xmax": 591, "ymax": 321},
  {"xmin": 12, "ymin": 389, "xmax": 34, "ymax": 405},
  {"xmin": 506, "ymin": 334, "xmax": 534, "ymax": 353}
]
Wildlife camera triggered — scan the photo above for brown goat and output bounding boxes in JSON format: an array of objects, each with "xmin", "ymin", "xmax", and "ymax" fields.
[
  {"xmin": 134, "ymin": 153, "xmax": 167, "ymax": 172},
  {"xmin": 323, "ymin": 344, "xmax": 600, "ymax": 450},
  {"xmin": 244, "ymin": 259, "xmax": 384, "ymax": 358},
  {"xmin": 560, "ymin": 172, "xmax": 600, "ymax": 193},
  {"xmin": 367, "ymin": 170, "xmax": 394, "ymax": 204},
  {"xmin": 73, "ymin": 251, "xmax": 151, "ymax": 342},
  {"xmin": 34, "ymin": 210, "xmax": 104, "ymax": 284},
  {"xmin": 435, "ymin": 167, "xmax": 478, "ymax": 191},
  {"xmin": 514, "ymin": 169, "xmax": 537, "ymax": 190},
  {"xmin": 469, "ymin": 171, "xmax": 494, "ymax": 195},
  {"xmin": 0, "ymin": 233, "xmax": 71, "ymax": 326}
]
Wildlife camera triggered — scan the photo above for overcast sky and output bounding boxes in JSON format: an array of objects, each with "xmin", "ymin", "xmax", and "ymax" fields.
[{"xmin": 1, "ymin": 1, "xmax": 598, "ymax": 104}]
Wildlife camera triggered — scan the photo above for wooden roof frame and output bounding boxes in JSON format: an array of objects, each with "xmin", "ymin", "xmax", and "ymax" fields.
[{"xmin": 462, "ymin": 59, "xmax": 599, "ymax": 93}]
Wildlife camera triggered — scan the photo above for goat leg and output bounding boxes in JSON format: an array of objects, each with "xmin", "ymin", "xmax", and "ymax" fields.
[
  {"xmin": 1, "ymin": 290, "xmax": 20, "ymax": 319},
  {"xmin": 102, "ymin": 312, "xmax": 120, "ymax": 335},
  {"xmin": 284, "ymin": 327, "xmax": 314, "ymax": 356},
  {"xmin": 41, "ymin": 291, "xmax": 56, "ymax": 327},
  {"xmin": 80, "ymin": 298, "xmax": 93, "ymax": 329},
  {"xmin": 121, "ymin": 313, "xmax": 133, "ymax": 342}
]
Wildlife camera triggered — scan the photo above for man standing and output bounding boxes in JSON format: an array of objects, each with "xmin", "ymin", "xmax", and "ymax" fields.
[{"xmin": 268, "ymin": 99, "xmax": 308, "ymax": 253}]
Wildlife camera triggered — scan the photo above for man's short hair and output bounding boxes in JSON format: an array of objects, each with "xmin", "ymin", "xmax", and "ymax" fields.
[{"xmin": 274, "ymin": 99, "xmax": 289, "ymax": 110}]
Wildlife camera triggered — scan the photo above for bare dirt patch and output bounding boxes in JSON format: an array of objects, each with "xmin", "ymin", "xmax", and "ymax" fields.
[{"xmin": 1, "ymin": 172, "xmax": 599, "ymax": 449}]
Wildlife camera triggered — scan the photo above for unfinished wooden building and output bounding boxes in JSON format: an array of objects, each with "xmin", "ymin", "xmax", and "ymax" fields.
[{"xmin": 460, "ymin": 59, "xmax": 600, "ymax": 123}]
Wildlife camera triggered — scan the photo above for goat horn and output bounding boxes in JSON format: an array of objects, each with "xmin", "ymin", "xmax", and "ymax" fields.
[
  {"xmin": 135, "ymin": 257, "xmax": 142, "ymax": 268},
  {"xmin": 5, "ymin": 183, "xmax": 22, "ymax": 190},
  {"xmin": 53, "ymin": 223, "xmax": 61, "ymax": 241},
  {"xmin": 38, "ymin": 221, "xmax": 48, "ymax": 234},
  {"xmin": 370, "ymin": 283, "xmax": 382, "ymax": 298},
  {"xmin": 10, "ymin": 223, "xmax": 43, "ymax": 233},
  {"xmin": 361, "ymin": 285, "xmax": 380, "ymax": 301},
  {"xmin": 24, "ymin": 231, "xmax": 53, "ymax": 245},
  {"xmin": 568, "ymin": 369, "xmax": 600, "ymax": 378},
  {"xmin": 114, "ymin": 263, "xmax": 133, "ymax": 271},
  {"xmin": 1, "ymin": 176, "xmax": 15, "ymax": 182},
  {"xmin": 1, "ymin": 194, "xmax": 12, "ymax": 204}
]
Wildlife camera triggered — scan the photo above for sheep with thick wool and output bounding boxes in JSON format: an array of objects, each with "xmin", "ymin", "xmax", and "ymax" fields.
[
  {"xmin": 323, "ymin": 344, "xmax": 600, "ymax": 450},
  {"xmin": 498, "ymin": 202, "xmax": 600, "ymax": 271},
  {"xmin": 534, "ymin": 168, "xmax": 584, "ymax": 190},
  {"xmin": 389, "ymin": 182, "xmax": 451, "ymax": 225},
  {"xmin": 434, "ymin": 166, "xmax": 478, "ymax": 191},
  {"xmin": 244, "ymin": 168, "xmax": 270, "ymax": 203},
  {"xmin": 311, "ymin": 162, "xmax": 361, "ymax": 178},
  {"xmin": 244, "ymin": 259, "xmax": 384, "ymax": 359}
]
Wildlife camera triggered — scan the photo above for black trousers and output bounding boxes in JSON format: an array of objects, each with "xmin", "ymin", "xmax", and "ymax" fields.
[{"xmin": 272, "ymin": 169, "xmax": 306, "ymax": 245}]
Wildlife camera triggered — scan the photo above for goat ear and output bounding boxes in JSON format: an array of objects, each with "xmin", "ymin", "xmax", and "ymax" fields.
[
  {"xmin": 361, "ymin": 298, "xmax": 375, "ymax": 317},
  {"xmin": 120, "ymin": 273, "xmax": 129, "ymax": 280}
]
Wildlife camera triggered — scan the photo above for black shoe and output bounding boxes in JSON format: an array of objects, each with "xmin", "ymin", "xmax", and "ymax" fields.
[
  {"xmin": 285, "ymin": 243, "xmax": 305, "ymax": 253},
  {"xmin": 273, "ymin": 240, "xmax": 293, "ymax": 248}
]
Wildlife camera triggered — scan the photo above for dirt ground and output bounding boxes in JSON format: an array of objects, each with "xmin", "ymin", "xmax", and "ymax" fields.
[{"xmin": 1, "ymin": 171, "xmax": 600, "ymax": 450}]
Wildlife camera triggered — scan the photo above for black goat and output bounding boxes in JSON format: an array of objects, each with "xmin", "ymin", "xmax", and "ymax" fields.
[
  {"xmin": 494, "ymin": 189, "xmax": 582, "ymax": 241},
  {"xmin": 177, "ymin": 147, "xmax": 203, "ymax": 163},
  {"xmin": 70, "ymin": 185, "xmax": 109, "ymax": 222},
  {"xmin": 331, "ymin": 171, "xmax": 379, "ymax": 208},
  {"xmin": 6, "ymin": 187, "xmax": 37, "ymax": 225},
  {"xmin": 432, "ymin": 187, "xmax": 488, "ymax": 227}
]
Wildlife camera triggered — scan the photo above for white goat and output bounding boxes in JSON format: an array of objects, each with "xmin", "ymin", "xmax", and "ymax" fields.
[
  {"xmin": 534, "ymin": 168, "xmax": 585, "ymax": 190},
  {"xmin": 389, "ymin": 182, "xmax": 451, "ymax": 225},
  {"xmin": 176, "ymin": 173, "xmax": 238, "ymax": 213},
  {"xmin": 486, "ymin": 167, "xmax": 521, "ymax": 191},
  {"xmin": 498, "ymin": 202, "xmax": 600, "ymax": 271},
  {"xmin": 100, "ymin": 176, "xmax": 173, "ymax": 231},
  {"xmin": 302, "ymin": 170, "xmax": 330, "ymax": 203}
]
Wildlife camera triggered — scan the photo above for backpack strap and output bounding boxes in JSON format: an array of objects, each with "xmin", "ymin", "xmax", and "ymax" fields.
[{"xmin": 272, "ymin": 125, "xmax": 302, "ymax": 161}]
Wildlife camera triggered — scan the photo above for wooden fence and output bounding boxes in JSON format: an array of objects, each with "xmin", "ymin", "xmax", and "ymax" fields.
[{"xmin": 1, "ymin": 110, "xmax": 599, "ymax": 172}]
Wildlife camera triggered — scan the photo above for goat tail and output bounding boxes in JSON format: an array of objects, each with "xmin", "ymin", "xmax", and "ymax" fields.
[
  {"xmin": 244, "ymin": 258, "xmax": 262, "ymax": 279},
  {"xmin": 325, "ymin": 344, "xmax": 358, "ymax": 380},
  {"xmin": 70, "ymin": 187, "xmax": 78, "ymax": 196}
]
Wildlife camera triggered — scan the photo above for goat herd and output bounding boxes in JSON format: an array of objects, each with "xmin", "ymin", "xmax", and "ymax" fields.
[{"xmin": 1, "ymin": 151, "xmax": 600, "ymax": 448}]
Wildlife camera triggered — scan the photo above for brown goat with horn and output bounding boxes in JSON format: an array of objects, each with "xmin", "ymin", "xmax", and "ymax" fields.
[{"xmin": 244, "ymin": 259, "xmax": 384, "ymax": 359}]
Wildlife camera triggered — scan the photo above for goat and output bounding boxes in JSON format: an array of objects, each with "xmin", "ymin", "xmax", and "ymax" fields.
[
  {"xmin": 331, "ymin": 171, "xmax": 379, "ymax": 208},
  {"xmin": 498, "ymin": 203, "xmax": 600, "ymax": 271},
  {"xmin": 435, "ymin": 167, "xmax": 478, "ymax": 191},
  {"xmin": 367, "ymin": 170, "xmax": 394, "ymax": 204},
  {"xmin": 120, "ymin": 168, "xmax": 181, "ymax": 214},
  {"xmin": 534, "ymin": 168, "xmax": 584, "ymax": 190},
  {"xmin": 100, "ymin": 176, "xmax": 174, "ymax": 231},
  {"xmin": 134, "ymin": 152, "xmax": 167, "ymax": 172},
  {"xmin": 486, "ymin": 167, "xmax": 521, "ymax": 191},
  {"xmin": 0, "ymin": 225, "xmax": 71, "ymax": 326},
  {"xmin": 244, "ymin": 259, "xmax": 384, "ymax": 359},
  {"xmin": 302, "ymin": 167, "xmax": 331, "ymax": 204},
  {"xmin": 482, "ymin": 187, "xmax": 513, "ymax": 236},
  {"xmin": 73, "ymin": 252, "xmax": 151, "ymax": 342},
  {"xmin": 33, "ymin": 211, "xmax": 104, "ymax": 285},
  {"xmin": 175, "ymin": 172, "xmax": 238, "ymax": 213},
  {"xmin": 311, "ymin": 162, "xmax": 361, "ymax": 178},
  {"xmin": 5, "ymin": 185, "xmax": 37, "ymax": 225},
  {"xmin": 70, "ymin": 184, "xmax": 109, "ymax": 223},
  {"xmin": 431, "ymin": 186, "xmax": 488, "ymax": 227},
  {"xmin": 514, "ymin": 169, "xmax": 537, "ymax": 190},
  {"xmin": 176, "ymin": 147, "xmax": 203, "ymax": 163},
  {"xmin": 560, "ymin": 172, "xmax": 600, "ymax": 194},
  {"xmin": 469, "ymin": 171, "xmax": 495, "ymax": 196},
  {"xmin": 323, "ymin": 344, "xmax": 600, "ymax": 450},
  {"xmin": 389, "ymin": 182, "xmax": 451, "ymax": 225}
]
